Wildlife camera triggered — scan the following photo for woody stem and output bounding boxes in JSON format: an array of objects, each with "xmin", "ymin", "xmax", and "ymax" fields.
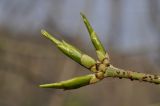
[{"xmin": 104, "ymin": 65, "xmax": 160, "ymax": 84}]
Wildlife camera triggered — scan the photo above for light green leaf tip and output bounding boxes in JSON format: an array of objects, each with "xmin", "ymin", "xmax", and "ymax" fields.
[
  {"xmin": 41, "ymin": 29, "xmax": 61, "ymax": 45},
  {"xmin": 80, "ymin": 13, "xmax": 107, "ymax": 61}
]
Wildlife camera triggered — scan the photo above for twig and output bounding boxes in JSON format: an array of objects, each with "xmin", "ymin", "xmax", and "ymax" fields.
[{"xmin": 39, "ymin": 13, "xmax": 160, "ymax": 90}]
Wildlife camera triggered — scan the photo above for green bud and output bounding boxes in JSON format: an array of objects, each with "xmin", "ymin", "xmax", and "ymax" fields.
[
  {"xmin": 39, "ymin": 74, "xmax": 93, "ymax": 90},
  {"xmin": 41, "ymin": 29, "xmax": 96, "ymax": 69},
  {"xmin": 80, "ymin": 13, "xmax": 109, "ymax": 61}
]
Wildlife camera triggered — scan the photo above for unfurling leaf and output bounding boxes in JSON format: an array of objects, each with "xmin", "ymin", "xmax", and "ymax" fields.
[
  {"xmin": 41, "ymin": 29, "xmax": 96, "ymax": 69},
  {"xmin": 39, "ymin": 74, "xmax": 95, "ymax": 90},
  {"xmin": 80, "ymin": 13, "xmax": 109, "ymax": 61}
]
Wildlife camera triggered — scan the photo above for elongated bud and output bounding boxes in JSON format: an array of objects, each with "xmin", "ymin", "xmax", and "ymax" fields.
[
  {"xmin": 41, "ymin": 29, "xmax": 96, "ymax": 69},
  {"xmin": 80, "ymin": 13, "xmax": 109, "ymax": 61},
  {"xmin": 39, "ymin": 74, "xmax": 99, "ymax": 90}
]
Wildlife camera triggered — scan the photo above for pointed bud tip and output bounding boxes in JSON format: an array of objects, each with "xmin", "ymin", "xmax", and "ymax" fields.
[
  {"xmin": 40, "ymin": 29, "xmax": 61, "ymax": 45},
  {"xmin": 80, "ymin": 12, "xmax": 85, "ymax": 17},
  {"xmin": 80, "ymin": 12, "xmax": 87, "ymax": 21},
  {"xmin": 41, "ymin": 29, "xmax": 47, "ymax": 36},
  {"xmin": 41, "ymin": 29, "xmax": 52, "ymax": 39},
  {"xmin": 39, "ymin": 83, "xmax": 62, "ymax": 88},
  {"xmin": 39, "ymin": 84, "xmax": 46, "ymax": 88},
  {"xmin": 39, "ymin": 84, "xmax": 52, "ymax": 88}
]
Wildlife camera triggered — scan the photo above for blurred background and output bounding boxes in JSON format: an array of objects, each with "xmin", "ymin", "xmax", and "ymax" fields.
[{"xmin": 0, "ymin": 0, "xmax": 160, "ymax": 106}]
